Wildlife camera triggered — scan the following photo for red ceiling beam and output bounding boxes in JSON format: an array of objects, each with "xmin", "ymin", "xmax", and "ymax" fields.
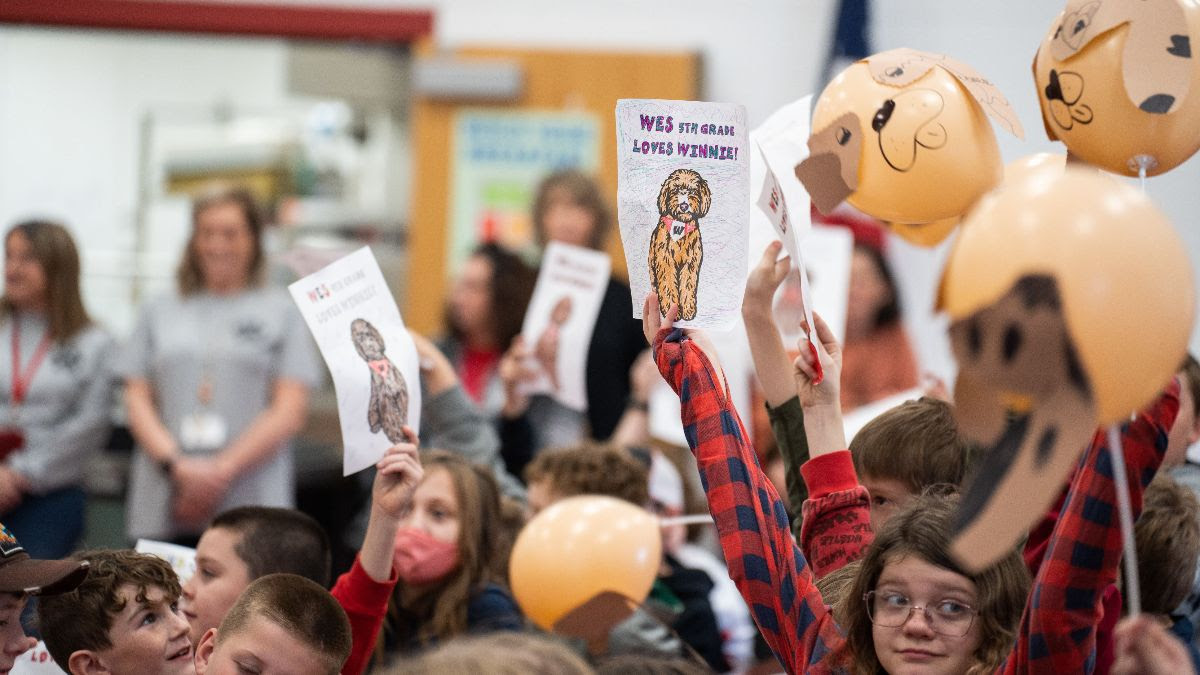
[{"xmin": 0, "ymin": 0, "xmax": 434, "ymax": 43}]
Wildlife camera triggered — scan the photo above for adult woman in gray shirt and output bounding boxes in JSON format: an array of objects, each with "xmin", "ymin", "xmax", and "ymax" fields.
[
  {"xmin": 120, "ymin": 187, "xmax": 320, "ymax": 542},
  {"xmin": 0, "ymin": 220, "xmax": 114, "ymax": 558}
]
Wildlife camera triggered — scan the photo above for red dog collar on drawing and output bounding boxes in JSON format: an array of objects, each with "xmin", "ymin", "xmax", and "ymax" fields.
[
  {"xmin": 661, "ymin": 216, "xmax": 697, "ymax": 236},
  {"xmin": 368, "ymin": 359, "xmax": 391, "ymax": 379}
]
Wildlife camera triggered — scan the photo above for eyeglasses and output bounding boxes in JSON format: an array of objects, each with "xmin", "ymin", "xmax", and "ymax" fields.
[{"xmin": 863, "ymin": 590, "xmax": 978, "ymax": 637}]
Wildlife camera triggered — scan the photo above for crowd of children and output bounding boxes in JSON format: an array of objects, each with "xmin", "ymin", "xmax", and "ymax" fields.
[{"xmin": 3, "ymin": 170, "xmax": 1200, "ymax": 675}]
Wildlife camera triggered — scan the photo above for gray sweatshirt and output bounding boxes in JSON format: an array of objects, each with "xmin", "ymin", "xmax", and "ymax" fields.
[{"xmin": 2, "ymin": 312, "xmax": 115, "ymax": 493}]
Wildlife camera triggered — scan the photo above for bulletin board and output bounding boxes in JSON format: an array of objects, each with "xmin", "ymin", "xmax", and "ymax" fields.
[{"xmin": 406, "ymin": 44, "xmax": 700, "ymax": 335}]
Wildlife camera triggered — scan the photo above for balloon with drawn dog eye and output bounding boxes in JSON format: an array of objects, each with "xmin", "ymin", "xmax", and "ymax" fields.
[
  {"xmin": 938, "ymin": 167, "xmax": 1194, "ymax": 572},
  {"xmin": 796, "ymin": 48, "xmax": 1024, "ymax": 245},
  {"xmin": 1033, "ymin": 0, "xmax": 1200, "ymax": 176}
]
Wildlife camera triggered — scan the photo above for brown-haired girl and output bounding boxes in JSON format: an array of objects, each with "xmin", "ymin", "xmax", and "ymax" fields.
[
  {"xmin": 0, "ymin": 220, "xmax": 114, "ymax": 558},
  {"xmin": 645, "ymin": 294, "xmax": 1178, "ymax": 674},
  {"xmin": 382, "ymin": 451, "xmax": 521, "ymax": 658}
]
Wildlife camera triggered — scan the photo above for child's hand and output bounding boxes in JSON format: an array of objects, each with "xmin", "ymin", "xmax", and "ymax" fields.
[
  {"xmin": 742, "ymin": 241, "xmax": 790, "ymax": 321},
  {"xmin": 498, "ymin": 337, "xmax": 538, "ymax": 418},
  {"xmin": 641, "ymin": 292, "xmax": 675, "ymax": 345},
  {"xmin": 372, "ymin": 427, "xmax": 423, "ymax": 521},
  {"xmin": 794, "ymin": 312, "xmax": 842, "ymax": 409},
  {"xmin": 409, "ymin": 331, "xmax": 456, "ymax": 396},
  {"xmin": 629, "ymin": 349, "xmax": 660, "ymax": 406},
  {"xmin": 1111, "ymin": 614, "xmax": 1195, "ymax": 675},
  {"xmin": 643, "ymin": 293, "xmax": 726, "ymax": 392}
]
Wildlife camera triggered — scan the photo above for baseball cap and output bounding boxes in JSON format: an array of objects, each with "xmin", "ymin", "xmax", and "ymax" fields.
[{"xmin": 0, "ymin": 522, "xmax": 88, "ymax": 595}]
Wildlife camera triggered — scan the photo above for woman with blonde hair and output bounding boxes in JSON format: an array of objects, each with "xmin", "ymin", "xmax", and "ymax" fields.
[
  {"xmin": 0, "ymin": 219, "xmax": 114, "ymax": 558},
  {"xmin": 119, "ymin": 186, "xmax": 321, "ymax": 542}
]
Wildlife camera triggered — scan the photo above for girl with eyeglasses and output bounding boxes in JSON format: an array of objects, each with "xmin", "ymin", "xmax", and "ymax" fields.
[{"xmin": 643, "ymin": 295, "xmax": 1179, "ymax": 674}]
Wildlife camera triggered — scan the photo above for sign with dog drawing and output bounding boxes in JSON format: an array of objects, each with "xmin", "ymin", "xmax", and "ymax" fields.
[
  {"xmin": 617, "ymin": 99, "xmax": 750, "ymax": 329},
  {"xmin": 519, "ymin": 242, "xmax": 611, "ymax": 411},
  {"xmin": 288, "ymin": 247, "xmax": 421, "ymax": 476}
]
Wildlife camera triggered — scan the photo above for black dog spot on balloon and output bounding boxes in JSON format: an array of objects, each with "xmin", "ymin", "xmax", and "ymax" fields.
[
  {"xmin": 1168, "ymin": 35, "xmax": 1191, "ymax": 58},
  {"xmin": 835, "ymin": 127, "xmax": 853, "ymax": 145},
  {"xmin": 1036, "ymin": 426, "xmax": 1058, "ymax": 468},
  {"xmin": 1140, "ymin": 93, "xmax": 1176, "ymax": 113},
  {"xmin": 1014, "ymin": 275, "xmax": 1061, "ymax": 310},
  {"xmin": 1002, "ymin": 324, "xmax": 1023, "ymax": 362},
  {"xmin": 968, "ymin": 318, "xmax": 982, "ymax": 357}
]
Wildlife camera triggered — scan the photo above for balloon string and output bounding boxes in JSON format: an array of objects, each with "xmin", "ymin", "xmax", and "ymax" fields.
[
  {"xmin": 1139, "ymin": 161, "xmax": 1147, "ymax": 193},
  {"xmin": 660, "ymin": 514, "xmax": 713, "ymax": 527},
  {"xmin": 1107, "ymin": 424, "xmax": 1141, "ymax": 616}
]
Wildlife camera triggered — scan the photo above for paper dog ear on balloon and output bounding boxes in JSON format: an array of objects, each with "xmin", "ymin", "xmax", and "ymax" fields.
[
  {"xmin": 797, "ymin": 48, "xmax": 1022, "ymax": 245},
  {"xmin": 938, "ymin": 166, "xmax": 1195, "ymax": 572},
  {"xmin": 864, "ymin": 48, "xmax": 1025, "ymax": 140},
  {"xmin": 794, "ymin": 112, "xmax": 862, "ymax": 214}
]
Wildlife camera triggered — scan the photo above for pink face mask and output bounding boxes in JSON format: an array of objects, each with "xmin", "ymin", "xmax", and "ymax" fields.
[{"xmin": 393, "ymin": 528, "xmax": 459, "ymax": 585}]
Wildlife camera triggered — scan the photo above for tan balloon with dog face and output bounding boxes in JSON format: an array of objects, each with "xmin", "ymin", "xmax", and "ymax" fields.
[
  {"xmin": 1033, "ymin": 0, "xmax": 1200, "ymax": 176},
  {"xmin": 939, "ymin": 167, "xmax": 1194, "ymax": 572},
  {"xmin": 797, "ymin": 48, "xmax": 1024, "ymax": 245}
]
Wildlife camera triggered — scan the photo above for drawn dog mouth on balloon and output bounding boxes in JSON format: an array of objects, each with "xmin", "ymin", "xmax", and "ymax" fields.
[
  {"xmin": 1044, "ymin": 69, "xmax": 1094, "ymax": 130},
  {"xmin": 872, "ymin": 88, "xmax": 949, "ymax": 172}
]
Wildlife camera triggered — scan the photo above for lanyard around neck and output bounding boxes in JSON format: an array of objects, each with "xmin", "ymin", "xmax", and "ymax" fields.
[{"xmin": 11, "ymin": 315, "xmax": 53, "ymax": 406}]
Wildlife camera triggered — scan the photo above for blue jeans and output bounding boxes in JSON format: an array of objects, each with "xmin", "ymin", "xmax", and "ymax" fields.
[{"xmin": 4, "ymin": 486, "xmax": 86, "ymax": 559}]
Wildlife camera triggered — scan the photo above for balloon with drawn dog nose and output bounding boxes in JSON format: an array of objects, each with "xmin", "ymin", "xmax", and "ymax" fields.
[
  {"xmin": 1033, "ymin": 0, "xmax": 1200, "ymax": 176},
  {"xmin": 797, "ymin": 48, "xmax": 1024, "ymax": 245},
  {"xmin": 938, "ymin": 167, "xmax": 1194, "ymax": 572}
]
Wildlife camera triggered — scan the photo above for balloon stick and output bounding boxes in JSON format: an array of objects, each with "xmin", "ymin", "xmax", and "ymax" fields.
[
  {"xmin": 1107, "ymin": 424, "xmax": 1142, "ymax": 616},
  {"xmin": 1130, "ymin": 154, "xmax": 1156, "ymax": 193},
  {"xmin": 659, "ymin": 514, "xmax": 714, "ymax": 528}
]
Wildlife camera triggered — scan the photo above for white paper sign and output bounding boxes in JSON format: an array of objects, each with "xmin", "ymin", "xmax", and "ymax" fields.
[
  {"xmin": 134, "ymin": 539, "xmax": 197, "ymax": 585},
  {"xmin": 773, "ymin": 225, "xmax": 854, "ymax": 346},
  {"xmin": 519, "ymin": 242, "xmax": 611, "ymax": 411},
  {"xmin": 752, "ymin": 95, "xmax": 813, "ymax": 239},
  {"xmin": 289, "ymin": 247, "xmax": 422, "ymax": 475},
  {"xmin": 11, "ymin": 642, "xmax": 65, "ymax": 674},
  {"xmin": 755, "ymin": 154, "xmax": 819, "ymax": 358},
  {"xmin": 617, "ymin": 99, "xmax": 749, "ymax": 330}
]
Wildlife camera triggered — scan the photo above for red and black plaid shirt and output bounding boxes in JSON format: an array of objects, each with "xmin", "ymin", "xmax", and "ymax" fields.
[{"xmin": 654, "ymin": 327, "xmax": 1178, "ymax": 674}]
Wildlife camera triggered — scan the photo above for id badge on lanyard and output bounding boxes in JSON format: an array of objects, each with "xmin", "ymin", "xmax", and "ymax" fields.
[
  {"xmin": 0, "ymin": 317, "xmax": 51, "ymax": 461},
  {"xmin": 180, "ymin": 317, "xmax": 229, "ymax": 453}
]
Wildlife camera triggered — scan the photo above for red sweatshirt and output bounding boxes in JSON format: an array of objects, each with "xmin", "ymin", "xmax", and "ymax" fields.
[
  {"xmin": 331, "ymin": 555, "xmax": 398, "ymax": 675},
  {"xmin": 798, "ymin": 451, "xmax": 874, "ymax": 578}
]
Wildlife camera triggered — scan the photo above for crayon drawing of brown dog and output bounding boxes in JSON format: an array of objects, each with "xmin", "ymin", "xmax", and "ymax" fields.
[
  {"xmin": 351, "ymin": 318, "xmax": 409, "ymax": 443},
  {"xmin": 648, "ymin": 169, "xmax": 711, "ymax": 320}
]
